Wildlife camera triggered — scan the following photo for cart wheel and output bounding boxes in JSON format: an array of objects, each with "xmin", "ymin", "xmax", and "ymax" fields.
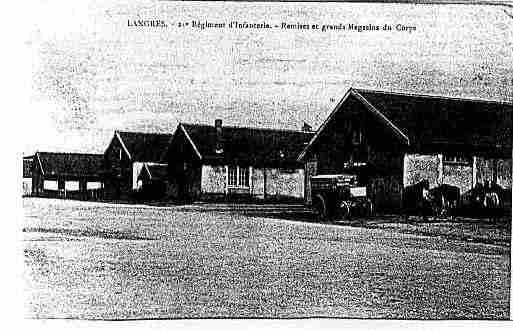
[
  {"xmin": 312, "ymin": 194, "xmax": 328, "ymax": 221},
  {"xmin": 365, "ymin": 199, "xmax": 374, "ymax": 217},
  {"xmin": 339, "ymin": 201, "xmax": 351, "ymax": 220}
]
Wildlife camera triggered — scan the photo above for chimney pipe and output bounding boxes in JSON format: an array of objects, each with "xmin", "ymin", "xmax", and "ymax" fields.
[{"xmin": 215, "ymin": 119, "xmax": 223, "ymax": 154}]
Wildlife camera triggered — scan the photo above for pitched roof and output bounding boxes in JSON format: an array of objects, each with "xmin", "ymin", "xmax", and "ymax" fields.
[
  {"xmin": 179, "ymin": 123, "xmax": 315, "ymax": 166},
  {"xmin": 116, "ymin": 131, "xmax": 172, "ymax": 162},
  {"xmin": 353, "ymin": 88, "xmax": 512, "ymax": 150},
  {"xmin": 138, "ymin": 163, "xmax": 167, "ymax": 181},
  {"xmin": 35, "ymin": 152, "xmax": 104, "ymax": 178},
  {"xmin": 299, "ymin": 88, "xmax": 512, "ymax": 160}
]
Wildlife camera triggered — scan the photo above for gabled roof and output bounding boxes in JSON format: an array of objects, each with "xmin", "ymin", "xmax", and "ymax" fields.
[
  {"xmin": 355, "ymin": 88, "xmax": 512, "ymax": 149},
  {"xmin": 138, "ymin": 163, "xmax": 167, "ymax": 181},
  {"xmin": 178, "ymin": 123, "xmax": 315, "ymax": 166},
  {"xmin": 35, "ymin": 152, "xmax": 104, "ymax": 178},
  {"xmin": 115, "ymin": 131, "xmax": 172, "ymax": 162},
  {"xmin": 299, "ymin": 88, "xmax": 512, "ymax": 160}
]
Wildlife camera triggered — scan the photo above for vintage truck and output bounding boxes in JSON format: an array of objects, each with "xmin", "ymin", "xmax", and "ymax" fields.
[{"xmin": 310, "ymin": 173, "xmax": 373, "ymax": 220}]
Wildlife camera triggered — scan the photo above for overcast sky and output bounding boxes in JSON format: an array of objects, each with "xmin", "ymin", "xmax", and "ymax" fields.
[{"xmin": 24, "ymin": 0, "xmax": 512, "ymax": 155}]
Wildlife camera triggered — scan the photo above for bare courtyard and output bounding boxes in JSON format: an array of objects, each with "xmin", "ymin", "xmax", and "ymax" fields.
[{"xmin": 23, "ymin": 198, "xmax": 510, "ymax": 320}]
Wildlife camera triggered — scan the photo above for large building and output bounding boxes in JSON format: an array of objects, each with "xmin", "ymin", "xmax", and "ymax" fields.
[
  {"xmin": 162, "ymin": 120, "xmax": 314, "ymax": 202},
  {"xmin": 103, "ymin": 131, "xmax": 172, "ymax": 200},
  {"xmin": 298, "ymin": 88, "xmax": 512, "ymax": 212},
  {"xmin": 29, "ymin": 152, "xmax": 104, "ymax": 200}
]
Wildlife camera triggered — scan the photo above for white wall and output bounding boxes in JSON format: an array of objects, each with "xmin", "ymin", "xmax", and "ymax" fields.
[
  {"xmin": 403, "ymin": 154, "xmax": 440, "ymax": 188},
  {"xmin": 264, "ymin": 168, "xmax": 304, "ymax": 199},
  {"xmin": 132, "ymin": 162, "xmax": 145, "ymax": 190},
  {"xmin": 201, "ymin": 165, "xmax": 304, "ymax": 199},
  {"xmin": 23, "ymin": 178, "xmax": 32, "ymax": 196},
  {"xmin": 43, "ymin": 180, "xmax": 58, "ymax": 190},
  {"xmin": 65, "ymin": 181, "xmax": 80, "ymax": 191},
  {"xmin": 252, "ymin": 168, "xmax": 265, "ymax": 198},
  {"xmin": 201, "ymin": 165, "xmax": 226, "ymax": 194},
  {"xmin": 87, "ymin": 181, "xmax": 102, "ymax": 190}
]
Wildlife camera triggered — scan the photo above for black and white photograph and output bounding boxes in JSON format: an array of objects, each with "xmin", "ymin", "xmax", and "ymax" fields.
[{"xmin": 17, "ymin": 0, "xmax": 512, "ymax": 324}]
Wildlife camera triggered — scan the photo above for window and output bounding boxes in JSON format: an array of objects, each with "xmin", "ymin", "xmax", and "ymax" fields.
[
  {"xmin": 352, "ymin": 128, "xmax": 362, "ymax": 145},
  {"xmin": 227, "ymin": 165, "xmax": 250, "ymax": 188},
  {"xmin": 239, "ymin": 167, "xmax": 249, "ymax": 187},
  {"xmin": 228, "ymin": 166, "xmax": 237, "ymax": 186}
]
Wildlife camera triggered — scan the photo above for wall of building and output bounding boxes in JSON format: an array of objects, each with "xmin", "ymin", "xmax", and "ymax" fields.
[
  {"xmin": 250, "ymin": 167, "xmax": 304, "ymax": 201},
  {"xmin": 103, "ymin": 136, "xmax": 133, "ymax": 200},
  {"xmin": 201, "ymin": 165, "xmax": 226, "ymax": 195},
  {"xmin": 368, "ymin": 174, "xmax": 403, "ymax": 211},
  {"xmin": 442, "ymin": 163, "xmax": 473, "ymax": 194},
  {"xmin": 33, "ymin": 177, "xmax": 103, "ymax": 200},
  {"xmin": 403, "ymin": 153, "xmax": 511, "ymax": 208},
  {"xmin": 403, "ymin": 154, "xmax": 440, "ymax": 188},
  {"xmin": 199, "ymin": 164, "xmax": 304, "ymax": 201},
  {"xmin": 496, "ymin": 158, "xmax": 512, "ymax": 189},
  {"xmin": 264, "ymin": 168, "xmax": 304, "ymax": 200},
  {"xmin": 185, "ymin": 163, "xmax": 202, "ymax": 200},
  {"xmin": 303, "ymin": 161, "xmax": 318, "ymax": 205},
  {"xmin": 252, "ymin": 167, "xmax": 265, "ymax": 198},
  {"xmin": 23, "ymin": 178, "xmax": 32, "ymax": 196},
  {"xmin": 132, "ymin": 162, "xmax": 145, "ymax": 190},
  {"xmin": 476, "ymin": 157, "xmax": 512, "ymax": 189}
]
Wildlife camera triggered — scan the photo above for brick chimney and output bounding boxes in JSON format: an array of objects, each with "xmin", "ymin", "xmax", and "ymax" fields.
[{"xmin": 215, "ymin": 119, "xmax": 223, "ymax": 154}]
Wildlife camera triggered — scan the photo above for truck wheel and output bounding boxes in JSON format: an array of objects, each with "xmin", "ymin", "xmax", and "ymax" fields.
[{"xmin": 312, "ymin": 194, "xmax": 328, "ymax": 221}]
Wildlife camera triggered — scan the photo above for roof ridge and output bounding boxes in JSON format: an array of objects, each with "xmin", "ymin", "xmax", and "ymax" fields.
[
  {"xmin": 180, "ymin": 122, "xmax": 315, "ymax": 134},
  {"xmin": 37, "ymin": 151, "xmax": 103, "ymax": 156},
  {"xmin": 116, "ymin": 130, "xmax": 173, "ymax": 136},
  {"xmin": 353, "ymin": 88, "xmax": 513, "ymax": 105}
]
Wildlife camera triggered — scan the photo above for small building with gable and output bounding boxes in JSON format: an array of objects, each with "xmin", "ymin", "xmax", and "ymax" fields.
[
  {"xmin": 103, "ymin": 131, "xmax": 172, "ymax": 200},
  {"xmin": 30, "ymin": 152, "xmax": 104, "ymax": 200},
  {"xmin": 162, "ymin": 120, "xmax": 314, "ymax": 202}
]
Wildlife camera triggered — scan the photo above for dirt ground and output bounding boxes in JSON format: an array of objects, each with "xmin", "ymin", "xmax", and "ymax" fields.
[
  {"xmin": 192, "ymin": 203, "xmax": 511, "ymax": 247},
  {"xmin": 22, "ymin": 198, "xmax": 510, "ymax": 320}
]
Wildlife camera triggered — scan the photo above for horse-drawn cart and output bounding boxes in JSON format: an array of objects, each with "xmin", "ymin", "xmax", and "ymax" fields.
[{"xmin": 310, "ymin": 174, "xmax": 373, "ymax": 220}]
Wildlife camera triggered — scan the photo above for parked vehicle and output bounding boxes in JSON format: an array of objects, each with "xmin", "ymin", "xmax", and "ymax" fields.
[{"xmin": 310, "ymin": 174, "xmax": 373, "ymax": 220}]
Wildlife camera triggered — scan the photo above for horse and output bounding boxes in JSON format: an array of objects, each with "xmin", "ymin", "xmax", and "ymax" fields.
[
  {"xmin": 425, "ymin": 184, "xmax": 460, "ymax": 217},
  {"xmin": 403, "ymin": 179, "xmax": 431, "ymax": 214},
  {"xmin": 470, "ymin": 181, "xmax": 502, "ymax": 209}
]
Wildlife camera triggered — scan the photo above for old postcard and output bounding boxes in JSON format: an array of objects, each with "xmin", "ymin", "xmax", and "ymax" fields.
[{"xmin": 18, "ymin": 0, "xmax": 512, "ymax": 325}]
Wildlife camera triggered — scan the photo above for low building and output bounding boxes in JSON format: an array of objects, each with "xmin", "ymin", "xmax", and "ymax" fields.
[
  {"xmin": 103, "ymin": 131, "xmax": 172, "ymax": 200},
  {"xmin": 162, "ymin": 120, "xmax": 314, "ymax": 202},
  {"xmin": 23, "ymin": 155, "xmax": 33, "ymax": 196},
  {"xmin": 298, "ymin": 88, "xmax": 512, "ymax": 212},
  {"xmin": 30, "ymin": 152, "xmax": 104, "ymax": 200},
  {"xmin": 136, "ymin": 163, "xmax": 168, "ymax": 200}
]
